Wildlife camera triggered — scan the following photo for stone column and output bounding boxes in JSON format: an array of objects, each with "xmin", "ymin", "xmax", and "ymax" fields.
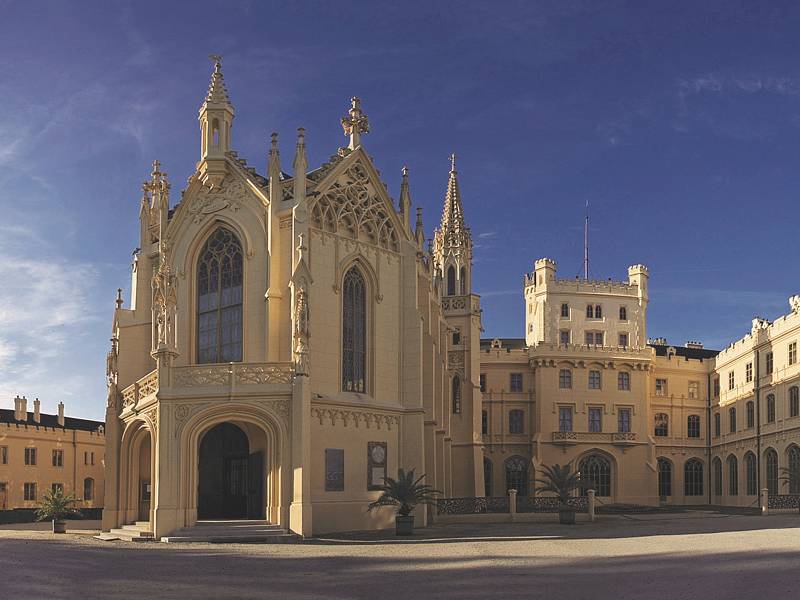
[
  {"xmin": 760, "ymin": 488, "xmax": 769, "ymax": 515},
  {"xmin": 587, "ymin": 489, "xmax": 596, "ymax": 522},
  {"xmin": 508, "ymin": 489, "xmax": 517, "ymax": 521},
  {"xmin": 289, "ymin": 373, "xmax": 313, "ymax": 537}
]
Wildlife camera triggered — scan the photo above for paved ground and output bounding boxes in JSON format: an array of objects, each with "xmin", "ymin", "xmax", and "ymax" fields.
[{"xmin": 1, "ymin": 513, "xmax": 798, "ymax": 599}]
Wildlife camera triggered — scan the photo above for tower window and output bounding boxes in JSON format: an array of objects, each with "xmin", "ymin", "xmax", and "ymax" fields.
[
  {"xmin": 212, "ymin": 118, "xmax": 220, "ymax": 148},
  {"xmin": 619, "ymin": 306, "xmax": 627, "ymax": 321},
  {"xmin": 560, "ymin": 303, "xmax": 569, "ymax": 318},
  {"xmin": 447, "ymin": 266, "xmax": 456, "ymax": 296},
  {"xmin": 594, "ymin": 305, "xmax": 602, "ymax": 319},
  {"xmin": 459, "ymin": 266, "xmax": 467, "ymax": 295}
]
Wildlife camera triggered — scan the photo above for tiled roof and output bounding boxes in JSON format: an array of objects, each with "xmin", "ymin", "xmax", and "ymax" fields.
[
  {"xmin": 649, "ymin": 344, "xmax": 719, "ymax": 360},
  {"xmin": 0, "ymin": 409, "xmax": 104, "ymax": 432}
]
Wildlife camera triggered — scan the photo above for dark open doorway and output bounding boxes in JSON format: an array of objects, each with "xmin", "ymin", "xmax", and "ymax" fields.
[{"xmin": 198, "ymin": 422, "xmax": 264, "ymax": 520}]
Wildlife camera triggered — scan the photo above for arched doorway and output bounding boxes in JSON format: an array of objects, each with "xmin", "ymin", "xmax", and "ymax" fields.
[
  {"xmin": 579, "ymin": 454, "xmax": 612, "ymax": 497},
  {"xmin": 198, "ymin": 423, "xmax": 263, "ymax": 519},
  {"xmin": 136, "ymin": 428, "xmax": 152, "ymax": 522}
]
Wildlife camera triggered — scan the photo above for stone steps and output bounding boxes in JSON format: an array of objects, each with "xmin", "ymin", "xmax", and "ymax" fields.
[
  {"xmin": 103, "ymin": 522, "xmax": 155, "ymax": 542},
  {"xmin": 161, "ymin": 520, "xmax": 299, "ymax": 544}
]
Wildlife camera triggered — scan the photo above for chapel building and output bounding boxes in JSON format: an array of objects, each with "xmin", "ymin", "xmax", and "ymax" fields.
[{"xmin": 102, "ymin": 58, "xmax": 482, "ymax": 539}]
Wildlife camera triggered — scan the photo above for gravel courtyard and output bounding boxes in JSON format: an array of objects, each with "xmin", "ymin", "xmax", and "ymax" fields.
[{"xmin": 1, "ymin": 512, "xmax": 798, "ymax": 600}]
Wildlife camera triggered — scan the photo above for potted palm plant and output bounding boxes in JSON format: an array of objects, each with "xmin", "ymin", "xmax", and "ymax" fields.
[
  {"xmin": 535, "ymin": 462, "xmax": 589, "ymax": 525},
  {"xmin": 368, "ymin": 468, "xmax": 440, "ymax": 535},
  {"xmin": 36, "ymin": 488, "xmax": 81, "ymax": 533},
  {"xmin": 779, "ymin": 462, "xmax": 800, "ymax": 514}
]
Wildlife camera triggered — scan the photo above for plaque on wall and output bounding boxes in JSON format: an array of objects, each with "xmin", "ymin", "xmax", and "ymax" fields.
[
  {"xmin": 367, "ymin": 441, "xmax": 387, "ymax": 490},
  {"xmin": 325, "ymin": 449, "xmax": 345, "ymax": 492}
]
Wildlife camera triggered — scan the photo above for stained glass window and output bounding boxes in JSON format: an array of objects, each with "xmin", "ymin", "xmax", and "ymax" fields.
[{"xmin": 342, "ymin": 267, "xmax": 367, "ymax": 393}]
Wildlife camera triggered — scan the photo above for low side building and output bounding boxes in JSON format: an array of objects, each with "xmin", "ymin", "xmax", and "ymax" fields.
[{"xmin": 0, "ymin": 396, "xmax": 105, "ymax": 511}]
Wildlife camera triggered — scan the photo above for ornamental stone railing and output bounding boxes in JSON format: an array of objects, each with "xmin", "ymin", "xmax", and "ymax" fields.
[
  {"xmin": 767, "ymin": 494, "xmax": 800, "ymax": 510},
  {"xmin": 552, "ymin": 431, "xmax": 638, "ymax": 444},
  {"xmin": 516, "ymin": 495, "xmax": 588, "ymax": 513},
  {"xmin": 120, "ymin": 362, "xmax": 295, "ymax": 409},
  {"xmin": 442, "ymin": 295, "xmax": 480, "ymax": 315},
  {"xmin": 436, "ymin": 496, "xmax": 510, "ymax": 515}
]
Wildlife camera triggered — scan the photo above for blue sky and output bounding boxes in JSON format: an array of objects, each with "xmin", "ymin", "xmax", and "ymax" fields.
[{"xmin": 1, "ymin": 1, "xmax": 799, "ymax": 419}]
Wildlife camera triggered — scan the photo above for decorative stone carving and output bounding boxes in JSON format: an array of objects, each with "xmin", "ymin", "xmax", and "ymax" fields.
[
  {"xmin": 235, "ymin": 364, "xmax": 294, "ymax": 385},
  {"xmin": 790, "ymin": 295, "xmax": 800, "ymax": 314},
  {"xmin": 173, "ymin": 365, "xmax": 230, "ymax": 387},
  {"xmin": 310, "ymin": 406, "xmax": 400, "ymax": 430},
  {"xmin": 188, "ymin": 179, "xmax": 245, "ymax": 223},
  {"xmin": 145, "ymin": 407, "xmax": 158, "ymax": 436},
  {"xmin": 106, "ymin": 335, "xmax": 119, "ymax": 408},
  {"xmin": 310, "ymin": 163, "xmax": 400, "ymax": 252},
  {"xmin": 152, "ymin": 240, "xmax": 178, "ymax": 352}
]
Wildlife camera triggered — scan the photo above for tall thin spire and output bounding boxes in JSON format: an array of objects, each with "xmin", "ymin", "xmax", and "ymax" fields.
[
  {"xmin": 204, "ymin": 54, "xmax": 232, "ymax": 107},
  {"xmin": 438, "ymin": 153, "xmax": 467, "ymax": 239},
  {"xmin": 399, "ymin": 166, "xmax": 412, "ymax": 233}
]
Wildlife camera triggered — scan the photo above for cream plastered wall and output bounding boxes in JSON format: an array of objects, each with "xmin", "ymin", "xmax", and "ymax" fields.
[{"xmin": 0, "ymin": 424, "xmax": 105, "ymax": 510}]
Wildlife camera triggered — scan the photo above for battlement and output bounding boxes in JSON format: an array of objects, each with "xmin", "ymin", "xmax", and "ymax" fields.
[{"xmin": 524, "ymin": 258, "xmax": 649, "ymax": 298}]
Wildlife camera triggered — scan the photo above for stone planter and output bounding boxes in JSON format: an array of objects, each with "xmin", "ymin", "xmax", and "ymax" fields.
[
  {"xmin": 558, "ymin": 507, "xmax": 576, "ymax": 525},
  {"xmin": 52, "ymin": 519, "xmax": 67, "ymax": 534},
  {"xmin": 395, "ymin": 515, "xmax": 414, "ymax": 536}
]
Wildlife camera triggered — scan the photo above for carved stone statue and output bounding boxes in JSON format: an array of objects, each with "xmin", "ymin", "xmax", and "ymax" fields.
[
  {"xmin": 293, "ymin": 277, "xmax": 310, "ymax": 376},
  {"xmin": 790, "ymin": 295, "xmax": 800, "ymax": 314},
  {"xmin": 152, "ymin": 240, "xmax": 178, "ymax": 351},
  {"xmin": 106, "ymin": 335, "xmax": 119, "ymax": 408}
]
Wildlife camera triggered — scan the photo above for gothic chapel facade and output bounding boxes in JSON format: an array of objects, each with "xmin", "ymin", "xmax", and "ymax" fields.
[{"xmin": 103, "ymin": 58, "xmax": 483, "ymax": 538}]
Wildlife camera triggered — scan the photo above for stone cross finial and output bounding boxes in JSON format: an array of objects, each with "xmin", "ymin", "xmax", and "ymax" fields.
[
  {"xmin": 116, "ymin": 288, "xmax": 123, "ymax": 309},
  {"xmin": 450, "ymin": 153, "xmax": 457, "ymax": 173},
  {"xmin": 209, "ymin": 54, "xmax": 222, "ymax": 71},
  {"xmin": 341, "ymin": 96, "xmax": 370, "ymax": 150}
]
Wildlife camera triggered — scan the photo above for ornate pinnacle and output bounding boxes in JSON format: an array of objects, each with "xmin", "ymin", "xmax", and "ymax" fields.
[
  {"xmin": 341, "ymin": 96, "xmax": 369, "ymax": 150},
  {"xmin": 450, "ymin": 153, "xmax": 457, "ymax": 173},
  {"xmin": 116, "ymin": 288, "xmax": 123, "ymax": 309},
  {"xmin": 210, "ymin": 54, "xmax": 222, "ymax": 71},
  {"xmin": 204, "ymin": 54, "xmax": 232, "ymax": 106}
]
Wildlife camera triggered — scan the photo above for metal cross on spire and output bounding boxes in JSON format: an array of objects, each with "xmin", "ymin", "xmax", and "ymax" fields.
[{"xmin": 341, "ymin": 96, "xmax": 370, "ymax": 150}]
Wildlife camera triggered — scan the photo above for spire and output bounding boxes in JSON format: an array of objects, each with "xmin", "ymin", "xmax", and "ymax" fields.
[
  {"xmin": 437, "ymin": 153, "xmax": 468, "ymax": 242},
  {"xmin": 341, "ymin": 96, "xmax": 369, "ymax": 150},
  {"xmin": 432, "ymin": 153, "xmax": 472, "ymax": 295},
  {"xmin": 204, "ymin": 55, "xmax": 233, "ymax": 108},
  {"xmin": 399, "ymin": 166, "xmax": 412, "ymax": 233},
  {"xmin": 268, "ymin": 132, "xmax": 281, "ymax": 180},
  {"xmin": 293, "ymin": 127, "xmax": 307, "ymax": 180},
  {"xmin": 415, "ymin": 207, "xmax": 425, "ymax": 250}
]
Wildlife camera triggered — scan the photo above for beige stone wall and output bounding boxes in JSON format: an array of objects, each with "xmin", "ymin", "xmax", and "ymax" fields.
[{"xmin": 0, "ymin": 423, "xmax": 105, "ymax": 510}]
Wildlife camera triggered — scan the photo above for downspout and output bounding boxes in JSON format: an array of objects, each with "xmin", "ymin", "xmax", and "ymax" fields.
[
  {"xmin": 755, "ymin": 349, "xmax": 762, "ymax": 496},
  {"xmin": 706, "ymin": 369, "xmax": 712, "ymax": 505},
  {"xmin": 72, "ymin": 428, "xmax": 78, "ymax": 497}
]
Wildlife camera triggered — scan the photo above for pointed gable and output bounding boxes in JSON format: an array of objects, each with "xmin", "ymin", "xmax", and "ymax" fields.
[{"xmin": 308, "ymin": 148, "xmax": 404, "ymax": 252}]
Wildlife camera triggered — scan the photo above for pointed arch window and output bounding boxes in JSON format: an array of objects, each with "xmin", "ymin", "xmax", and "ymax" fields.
[
  {"xmin": 745, "ymin": 452, "xmax": 757, "ymax": 495},
  {"xmin": 459, "ymin": 266, "xmax": 467, "ymax": 295},
  {"xmin": 504, "ymin": 456, "xmax": 528, "ymax": 496},
  {"xmin": 83, "ymin": 477, "xmax": 95, "ymax": 501},
  {"xmin": 342, "ymin": 267, "xmax": 367, "ymax": 393},
  {"xmin": 197, "ymin": 227, "xmax": 243, "ymax": 364},
  {"xmin": 712, "ymin": 457, "xmax": 722, "ymax": 496},
  {"xmin": 684, "ymin": 459, "xmax": 704, "ymax": 496},
  {"xmin": 657, "ymin": 458, "xmax": 672, "ymax": 498},
  {"xmin": 447, "ymin": 266, "xmax": 456, "ymax": 296},
  {"xmin": 728, "ymin": 455, "xmax": 738, "ymax": 496},
  {"xmin": 790, "ymin": 386, "xmax": 799, "ymax": 418},
  {"xmin": 580, "ymin": 454, "xmax": 611, "ymax": 497},
  {"xmin": 451, "ymin": 376, "xmax": 461, "ymax": 414},
  {"xmin": 788, "ymin": 446, "xmax": 800, "ymax": 494},
  {"xmin": 766, "ymin": 448, "xmax": 779, "ymax": 496}
]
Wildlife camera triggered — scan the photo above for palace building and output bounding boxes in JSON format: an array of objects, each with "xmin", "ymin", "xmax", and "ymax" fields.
[{"xmin": 103, "ymin": 58, "xmax": 800, "ymax": 539}]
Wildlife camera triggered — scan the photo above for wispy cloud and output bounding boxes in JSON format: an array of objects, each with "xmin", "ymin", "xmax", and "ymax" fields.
[{"xmin": 478, "ymin": 231, "xmax": 498, "ymax": 239}]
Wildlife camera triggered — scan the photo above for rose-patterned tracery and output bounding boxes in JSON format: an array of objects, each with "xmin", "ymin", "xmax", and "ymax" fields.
[{"xmin": 310, "ymin": 163, "xmax": 400, "ymax": 252}]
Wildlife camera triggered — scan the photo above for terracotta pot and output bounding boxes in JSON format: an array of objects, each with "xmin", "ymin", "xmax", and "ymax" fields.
[
  {"xmin": 395, "ymin": 515, "xmax": 414, "ymax": 536},
  {"xmin": 52, "ymin": 519, "xmax": 67, "ymax": 534},
  {"xmin": 558, "ymin": 507, "xmax": 576, "ymax": 525}
]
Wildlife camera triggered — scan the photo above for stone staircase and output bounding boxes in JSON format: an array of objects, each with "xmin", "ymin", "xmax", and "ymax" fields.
[
  {"xmin": 160, "ymin": 520, "xmax": 300, "ymax": 544},
  {"xmin": 96, "ymin": 521, "xmax": 154, "ymax": 542}
]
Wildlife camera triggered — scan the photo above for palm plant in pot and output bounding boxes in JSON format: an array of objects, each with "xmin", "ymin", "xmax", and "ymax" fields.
[
  {"xmin": 368, "ymin": 468, "xmax": 439, "ymax": 535},
  {"xmin": 36, "ymin": 488, "xmax": 81, "ymax": 534},
  {"xmin": 535, "ymin": 462, "xmax": 590, "ymax": 525}
]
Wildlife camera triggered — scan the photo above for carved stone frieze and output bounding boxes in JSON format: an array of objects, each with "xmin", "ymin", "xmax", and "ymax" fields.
[
  {"xmin": 188, "ymin": 179, "xmax": 245, "ymax": 223},
  {"xmin": 310, "ymin": 406, "xmax": 400, "ymax": 430}
]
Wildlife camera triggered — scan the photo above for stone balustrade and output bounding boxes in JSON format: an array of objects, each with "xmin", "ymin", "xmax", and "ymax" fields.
[{"xmin": 551, "ymin": 431, "xmax": 638, "ymax": 446}]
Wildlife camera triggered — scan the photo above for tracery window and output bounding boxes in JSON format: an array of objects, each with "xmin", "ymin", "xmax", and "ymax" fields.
[
  {"xmin": 561, "ymin": 303, "xmax": 569, "ymax": 318},
  {"xmin": 713, "ymin": 457, "xmax": 722, "ymax": 496},
  {"xmin": 505, "ymin": 456, "xmax": 528, "ymax": 496},
  {"xmin": 654, "ymin": 413, "xmax": 669, "ymax": 437},
  {"xmin": 657, "ymin": 458, "xmax": 672, "ymax": 497},
  {"xmin": 459, "ymin": 266, "xmax": 467, "ymax": 295},
  {"xmin": 447, "ymin": 266, "xmax": 456, "ymax": 296},
  {"xmin": 580, "ymin": 455, "xmax": 611, "ymax": 497},
  {"xmin": 765, "ymin": 448, "xmax": 779, "ymax": 496},
  {"xmin": 767, "ymin": 394, "xmax": 776, "ymax": 423},
  {"xmin": 342, "ymin": 267, "xmax": 367, "ymax": 393},
  {"xmin": 684, "ymin": 459, "xmax": 704, "ymax": 496},
  {"xmin": 197, "ymin": 227, "xmax": 243, "ymax": 364},
  {"xmin": 594, "ymin": 305, "xmax": 602, "ymax": 319},
  {"xmin": 728, "ymin": 455, "xmax": 738, "ymax": 496},
  {"xmin": 788, "ymin": 445, "xmax": 800, "ymax": 494},
  {"xmin": 687, "ymin": 414, "xmax": 701, "ymax": 438},
  {"xmin": 745, "ymin": 452, "xmax": 757, "ymax": 496},
  {"xmin": 790, "ymin": 387, "xmax": 799, "ymax": 418}
]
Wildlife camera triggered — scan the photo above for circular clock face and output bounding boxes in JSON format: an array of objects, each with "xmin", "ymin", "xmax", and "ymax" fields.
[{"xmin": 371, "ymin": 445, "xmax": 386, "ymax": 463}]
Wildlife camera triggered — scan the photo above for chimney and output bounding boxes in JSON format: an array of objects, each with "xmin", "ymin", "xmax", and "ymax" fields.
[
  {"xmin": 19, "ymin": 396, "xmax": 28, "ymax": 421},
  {"xmin": 57, "ymin": 402, "xmax": 65, "ymax": 427},
  {"xmin": 13, "ymin": 396, "xmax": 21, "ymax": 420},
  {"xmin": 685, "ymin": 341, "xmax": 704, "ymax": 350},
  {"xmin": 33, "ymin": 398, "xmax": 40, "ymax": 424}
]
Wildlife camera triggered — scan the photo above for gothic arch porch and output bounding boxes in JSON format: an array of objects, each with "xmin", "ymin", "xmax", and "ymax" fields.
[
  {"xmin": 177, "ymin": 403, "xmax": 290, "ymax": 531},
  {"xmin": 119, "ymin": 419, "xmax": 155, "ymax": 525}
]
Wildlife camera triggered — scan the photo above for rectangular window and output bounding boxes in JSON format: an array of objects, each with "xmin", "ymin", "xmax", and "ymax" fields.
[
  {"xmin": 790, "ymin": 342, "xmax": 797, "ymax": 366},
  {"xmin": 687, "ymin": 415, "xmax": 701, "ymax": 438},
  {"xmin": 0, "ymin": 446, "xmax": 7, "ymax": 465},
  {"xmin": 714, "ymin": 413, "xmax": 721, "ymax": 437},
  {"xmin": 84, "ymin": 452, "xmax": 88, "ymax": 465},
  {"xmin": 558, "ymin": 407, "xmax": 573, "ymax": 432},
  {"xmin": 481, "ymin": 410, "xmax": 488, "ymax": 435},
  {"xmin": 585, "ymin": 332, "xmax": 594, "ymax": 346},
  {"xmin": 559, "ymin": 369, "xmax": 572, "ymax": 389},
  {"xmin": 560, "ymin": 303, "xmax": 569, "ymax": 318},
  {"xmin": 24, "ymin": 483, "xmax": 36, "ymax": 501},
  {"xmin": 367, "ymin": 442, "xmax": 387, "ymax": 491},
  {"xmin": 559, "ymin": 330, "xmax": 570, "ymax": 345},
  {"xmin": 617, "ymin": 372, "xmax": 630, "ymax": 391},
  {"xmin": 728, "ymin": 371, "xmax": 735, "ymax": 390},
  {"xmin": 588, "ymin": 370, "xmax": 602, "ymax": 390},
  {"xmin": 618, "ymin": 333, "xmax": 628, "ymax": 348},
  {"xmin": 588, "ymin": 407, "xmax": 602, "ymax": 433},
  {"xmin": 688, "ymin": 381, "xmax": 699, "ymax": 400},
  {"xmin": 729, "ymin": 407, "xmax": 736, "ymax": 433},
  {"xmin": 594, "ymin": 332, "xmax": 603, "ymax": 346},
  {"xmin": 52, "ymin": 450, "xmax": 63, "ymax": 468},
  {"xmin": 91, "ymin": 452, "xmax": 95, "ymax": 466},
  {"xmin": 618, "ymin": 408, "xmax": 631, "ymax": 433},
  {"xmin": 510, "ymin": 373, "xmax": 523, "ymax": 393},
  {"xmin": 324, "ymin": 449, "xmax": 345, "ymax": 492},
  {"xmin": 24, "ymin": 448, "xmax": 36, "ymax": 466},
  {"xmin": 714, "ymin": 377, "xmax": 720, "ymax": 398},
  {"xmin": 509, "ymin": 410, "xmax": 524, "ymax": 434},
  {"xmin": 747, "ymin": 402, "xmax": 755, "ymax": 428},
  {"xmin": 51, "ymin": 483, "xmax": 64, "ymax": 495},
  {"xmin": 655, "ymin": 379, "xmax": 667, "ymax": 396},
  {"xmin": 766, "ymin": 352, "xmax": 774, "ymax": 374},
  {"xmin": 746, "ymin": 362, "xmax": 753, "ymax": 383},
  {"xmin": 479, "ymin": 373, "xmax": 486, "ymax": 393},
  {"xmin": 767, "ymin": 395, "xmax": 776, "ymax": 423}
]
